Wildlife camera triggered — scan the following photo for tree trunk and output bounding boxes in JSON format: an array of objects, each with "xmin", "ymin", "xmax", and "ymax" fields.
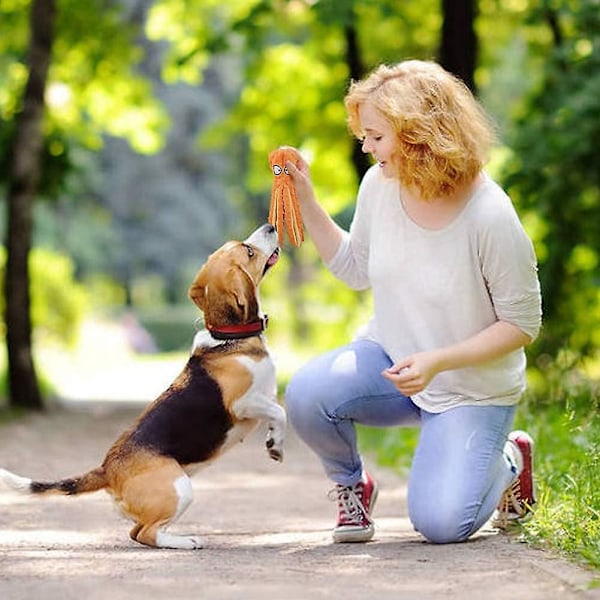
[
  {"xmin": 343, "ymin": 23, "xmax": 371, "ymax": 182},
  {"xmin": 439, "ymin": 0, "xmax": 477, "ymax": 93},
  {"xmin": 4, "ymin": 0, "xmax": 56, "ymax": 410}
]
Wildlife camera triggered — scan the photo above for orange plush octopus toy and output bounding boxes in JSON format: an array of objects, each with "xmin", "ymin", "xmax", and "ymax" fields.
[{"xmin": 268, "ymin": 147, "xmax": 304, "ymax": 247}]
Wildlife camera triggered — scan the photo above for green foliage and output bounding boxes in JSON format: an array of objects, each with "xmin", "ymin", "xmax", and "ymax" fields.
[
  {"xmin": 0, "ymin": 0, "xmax": 169, "ymax": 166},
  {"xmin": 50, "ymin": 0, "xmax": 169, "ymax": 153},
  {"xmin": 0, "ymin": 96, "xmax": 73, "ymax": 202},
  {"xmin": 81, "ymin": 273, "xmax": 128, "ymax": 312},
  {"xmin": 137, "ymin": 305, "xmax": 199, "ymax": 352},
  {"xmin": 146, "ymin": 0, "xmax": 443, "ymax": 345},
  {"xmin": 0, "ymin": 247, "xmax": 88, "ymax": 348},
  {"xmin": 501, "ymin": 0, "xmax": 600, "ymax": 359},
  {"xmin": 359, "ymin": 424, "xmax": 419, "ymax": 475},
  {"xmin": 151, "ymin": 0, "xmax": 440, "ymax": 213},
  {"xmin": 259, "ymin": 248, "xmax": 373, "ymax": 353},
  {"xmin": 29, "ymin": 248, "xmax": 88, "ymax": 347}
]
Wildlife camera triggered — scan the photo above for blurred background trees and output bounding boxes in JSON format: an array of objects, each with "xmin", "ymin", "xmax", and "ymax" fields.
[
  {"xmin": 1, "ymin": 0, "xmax": 599, "ymax": 409},
  {"xmin": 502, "ymin": 1, "xmax": 600, "ymax": 361}
]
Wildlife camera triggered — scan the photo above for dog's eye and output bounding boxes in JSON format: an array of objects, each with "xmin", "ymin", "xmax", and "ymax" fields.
[{"xmin": 243, "ymin": 244, "xmax": 254, "ymax": 258}]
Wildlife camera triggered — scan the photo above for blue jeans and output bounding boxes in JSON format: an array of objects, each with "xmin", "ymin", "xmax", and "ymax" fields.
[{"xmin": 285, "ymin": 339, "xmax": 518, "ymax": 544}]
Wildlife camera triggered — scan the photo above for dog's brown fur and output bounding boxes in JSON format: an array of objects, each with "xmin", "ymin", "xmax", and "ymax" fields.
[{"xmin": 0, "ymin": 224, "xmax": 285, "ymax": 549}]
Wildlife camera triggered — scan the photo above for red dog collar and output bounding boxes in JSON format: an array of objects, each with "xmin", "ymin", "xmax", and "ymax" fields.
[{"xmin": 207, "ymin": 316, "xmax": 268, "ymax": 340}]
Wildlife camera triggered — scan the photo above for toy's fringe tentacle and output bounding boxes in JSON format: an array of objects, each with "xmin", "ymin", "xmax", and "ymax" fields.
[
  {"xmin": 289, "ymin": 187, "xmax": 304, "ymax": 246},
  {"xmin": 283, "ymin": 186, "xmax": 303, "ymax": 247},
  {"xmin": 276, "ymin": 189, "xmax": 285, "ymax": 246},
  {"xmin": 269, "ymin": 186, "xmax": 285, "ymax": 246},
  {"xmin": 283, "ymin": 187, "xmax": 294, "ymax": 246}
]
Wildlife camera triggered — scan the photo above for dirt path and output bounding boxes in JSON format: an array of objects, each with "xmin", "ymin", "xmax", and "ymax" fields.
[{"xmin": 0, "ymin": 404, "xmax": 598, "ymax": 600}]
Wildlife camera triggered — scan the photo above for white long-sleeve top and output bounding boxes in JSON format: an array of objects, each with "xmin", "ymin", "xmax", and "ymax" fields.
[{"xmin": 327, "ymin": 165, "xmax": 542, "ymax": 413}]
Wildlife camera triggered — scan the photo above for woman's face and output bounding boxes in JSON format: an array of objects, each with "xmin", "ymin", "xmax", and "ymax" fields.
[{"xmin": 358, "ymin": 102, "xmax": 398, "ymax": 178}]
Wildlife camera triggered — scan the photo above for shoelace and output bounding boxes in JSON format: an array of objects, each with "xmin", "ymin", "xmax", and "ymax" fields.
[
  {"xmin": 329, "ymin": 483, "xmax": 373, "ymax": 526},
  {"xmin": 495, "ymin": 478, "xmax": 528, "ymax": 529}
]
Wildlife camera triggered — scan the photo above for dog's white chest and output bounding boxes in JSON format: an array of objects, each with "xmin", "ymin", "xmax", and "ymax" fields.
[{"xmin": 235, "ymin": 354, "xmax": 276, "ymax": 394}]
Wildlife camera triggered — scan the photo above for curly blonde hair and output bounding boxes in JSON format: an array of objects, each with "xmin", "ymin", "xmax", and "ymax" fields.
[{"xmin": 344, "ymin": 60, "xmax": 496, "ymax": 199}]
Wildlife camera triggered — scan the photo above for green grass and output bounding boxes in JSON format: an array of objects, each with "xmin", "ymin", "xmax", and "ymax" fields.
[
  {"xmin": 359, "ymin": 359, "xmax": 600, "ymax": 573},
  {"xmin": 515, "ymin": 364, "xmax": 600, "ymax": 572}
]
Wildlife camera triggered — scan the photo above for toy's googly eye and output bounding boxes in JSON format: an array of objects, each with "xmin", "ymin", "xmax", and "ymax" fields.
[
  {"xmin": 272, "ymin": 165, "xmax": 283, "ymax": 175},
  {"xmin": 284, "ymin": 167, "xmax": 290, "ymax": 175}
]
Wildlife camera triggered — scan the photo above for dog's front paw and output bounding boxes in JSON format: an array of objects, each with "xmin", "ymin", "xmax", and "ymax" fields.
[
  {"xmin": 266, "ymin": 430, "xmax": 284, "ymax": 462},
  {"xmin": 267, "ymin": 445, "xmax": 283, "ymax": 462}
]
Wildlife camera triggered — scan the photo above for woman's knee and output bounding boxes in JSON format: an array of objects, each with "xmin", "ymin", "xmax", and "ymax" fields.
[{"xmin": 408, "ymin": 499, "xmax": 474, "ymax": 544}]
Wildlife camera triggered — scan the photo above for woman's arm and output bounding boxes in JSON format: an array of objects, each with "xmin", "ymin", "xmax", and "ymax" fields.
[
  {"xmin": 286, "ymin": 154, "xmax": 344, "ymax": 263},
  {"xmin": 382, "ymin": 321, "xmax": 531, "ymax": 397}
]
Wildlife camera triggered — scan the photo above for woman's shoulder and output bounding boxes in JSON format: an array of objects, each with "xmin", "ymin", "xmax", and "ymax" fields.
[
  {"xmin": 466, "ymin": 175, "xmax": 534, "ymax": 253},
  {"xmin": 467, "ymin": 174, "xmax": 521, "ymax": 226}
]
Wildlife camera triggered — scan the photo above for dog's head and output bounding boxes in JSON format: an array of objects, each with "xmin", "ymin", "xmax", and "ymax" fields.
[{"xmin": 188, "ymin": 224, "xmax": 280, "ymax": 327}]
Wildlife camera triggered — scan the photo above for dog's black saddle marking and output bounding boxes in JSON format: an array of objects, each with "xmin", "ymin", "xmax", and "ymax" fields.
[{"xmin": 129, "ymin": 358, "xmax": 233, "ymax": 465}]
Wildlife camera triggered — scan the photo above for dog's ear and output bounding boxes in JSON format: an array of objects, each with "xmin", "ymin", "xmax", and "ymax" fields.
[
  {"xmin": 188, "ymin": 265, "xmax": 208, "ymax": 311},
  {"xmin": 227, "ymin": 265, "xmax": 259, "ymax": 323},
  {"xmin": 191, "ymin": 263, "xmax": 258, "ymax": 326}
]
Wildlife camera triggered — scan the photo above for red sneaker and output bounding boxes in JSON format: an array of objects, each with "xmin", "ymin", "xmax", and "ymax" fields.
[
  {"xmin": 493, "ymin": 430, "xmax": 536, "ymax": 529},
  {"xmin": 331, "ymin": 471, "xmax": 378, "ymax": 543}
]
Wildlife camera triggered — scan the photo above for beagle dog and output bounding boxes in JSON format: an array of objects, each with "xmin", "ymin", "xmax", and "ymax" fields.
[{"xmin": 0, "ymin": 223, "xmax": 285, "ymax": 549}]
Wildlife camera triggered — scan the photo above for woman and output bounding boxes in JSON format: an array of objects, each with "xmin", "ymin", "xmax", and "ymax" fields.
[{"xmin": 284, "ymin": 60, "xmax": 542, "ymax": 544}]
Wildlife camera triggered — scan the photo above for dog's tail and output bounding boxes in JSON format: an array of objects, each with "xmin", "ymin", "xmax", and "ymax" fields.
[{"xmin": 0, "ymin": 466, "xmax": 107, "ymax": 496}]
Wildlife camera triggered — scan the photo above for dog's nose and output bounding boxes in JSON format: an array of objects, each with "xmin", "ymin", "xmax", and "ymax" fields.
[{"xmin": 264, "ymin": 223, "xmax": 276, "ymax": 234}]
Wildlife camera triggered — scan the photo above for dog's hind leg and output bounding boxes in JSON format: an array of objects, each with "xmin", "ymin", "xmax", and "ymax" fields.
[
  {"xmin": 129, "ymin": 522, "xmax": 143, "ymax": 541},
  {"xmin": 119, "ymin": 460, "xmax": 204, "ymax": 549}
]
